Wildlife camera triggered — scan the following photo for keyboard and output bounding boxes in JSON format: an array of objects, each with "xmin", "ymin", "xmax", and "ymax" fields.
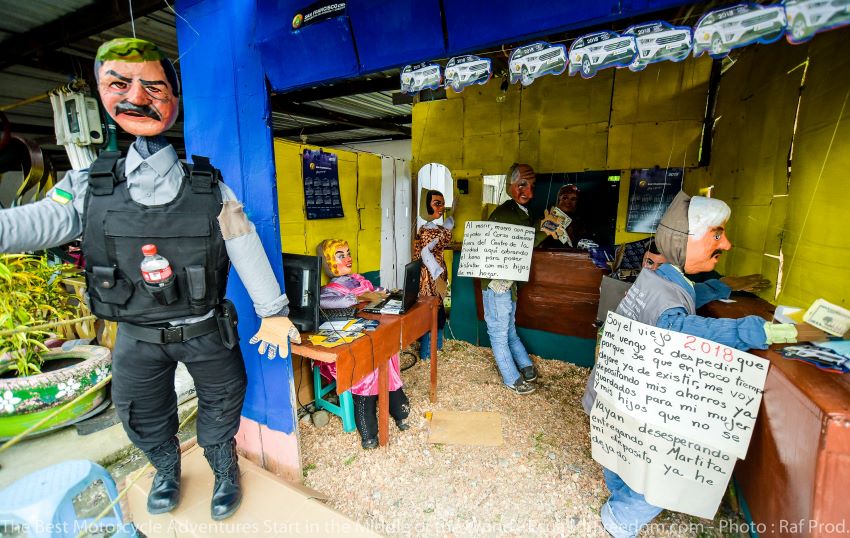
[{"xmin": 320, "ymin": 306, "xmax": 357, "ymax": 321}]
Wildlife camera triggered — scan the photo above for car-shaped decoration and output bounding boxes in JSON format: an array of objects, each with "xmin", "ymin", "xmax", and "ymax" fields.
[
  {"xmin": 624, "ymin": 21, "xmax": 693, "ymax": 71},
  {"xmin": 568, "ymin": 30, "xmax": 637, "ymax": 79},
  {"xmin": 400, "ymin": 63, "xmax": 442, "ymax": 94},
  {"xmin": 445, "ymin": 55, "xmax": 492, "ymax": 92},
  {"xmin": 783, "ymin": 0, "xmax": 850, "ymax": 44},
  {"xmin": 509, "ymin": 41, "xmax": 568, "ymax": 86},
  {"xmin": 693, "ymin": 3, "xmax": 787, "ymax": 58}
]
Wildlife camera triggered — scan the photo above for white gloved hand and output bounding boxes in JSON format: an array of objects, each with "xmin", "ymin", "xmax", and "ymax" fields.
[
  {"xmin": 444, "ymin": 216, "xmax": 455, "ymax": 231},
  {"xmin": 249, "ymin": 316, "xmax": 302, "ymax": 359}
]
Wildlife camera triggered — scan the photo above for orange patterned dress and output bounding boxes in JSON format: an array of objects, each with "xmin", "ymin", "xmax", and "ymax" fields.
[{"xmin": 412, "ymin": 225, "xmax": 453, "ymax": 297}]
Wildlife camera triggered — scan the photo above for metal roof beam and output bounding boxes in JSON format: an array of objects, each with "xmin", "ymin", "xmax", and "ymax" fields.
[
  {"xmin": 300, "ymin": 134, "xmax": 410, "ymax": 147},
  {"xmin": 271, "ymin": 99, "xmax": 411, "ymax": 136},
  {"xmin": 0, "ymin": 0, "xmax": 164, "ymax": 70},
  {"xmin": 274, "ymin": 77, "xmax": 400, "ymax": 103},
  {"xmin": 274, "ymin": 114, "xmax": 411, "ymax": 137}
]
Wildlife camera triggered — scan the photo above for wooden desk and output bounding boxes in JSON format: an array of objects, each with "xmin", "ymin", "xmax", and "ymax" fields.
[
  {"xmin": 473, "ymin": 250, "xmax": 607, "ymax": 339},
  {"xmin": 291, "ymin": 297, "xmax": 440, "ymax": 447},
  {"xmin": 700, "ymin": 296, "xmax": 850, "ymax": 537}
]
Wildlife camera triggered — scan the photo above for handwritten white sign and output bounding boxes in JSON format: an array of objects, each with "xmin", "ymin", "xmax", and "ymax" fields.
[
  {"xmin": 590, "ymin": 311, "xmax": 769, "ymax": 519},
  {"xmin": 457, "ymin": 221, "xmax": 535, "ymax": 281}
]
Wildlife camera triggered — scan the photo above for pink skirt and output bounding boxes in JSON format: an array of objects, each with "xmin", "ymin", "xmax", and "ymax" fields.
[{"xmin": 318, "ymin": 353, "xmax": 403, "ymax": 396}]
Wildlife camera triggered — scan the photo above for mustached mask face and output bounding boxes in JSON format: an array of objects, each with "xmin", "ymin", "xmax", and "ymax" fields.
[
  {"xmin": 97, "ymin": 59, "xmax": 179, "ymax": 137},
  {"xmin": 685, "ymin": 224, "xmax": 732, "ymax": 274}
]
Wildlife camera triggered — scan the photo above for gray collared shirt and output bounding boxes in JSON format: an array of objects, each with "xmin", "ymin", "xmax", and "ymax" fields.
[{"xmin": 0, "ymin": 143, "xmax": 288, "ymax": 319}]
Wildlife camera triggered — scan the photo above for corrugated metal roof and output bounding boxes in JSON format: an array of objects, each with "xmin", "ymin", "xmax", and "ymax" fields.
[
  {"xmin": 310, "ymin": 92, "xmax": 411, "ymax": 119},
  {"xmin": 0, "ymin": 0, "xmax": 95, "ymax": 42},
  {"xmin": 0, "ymin": 1, "xmax": 411, "ymax": 155}
]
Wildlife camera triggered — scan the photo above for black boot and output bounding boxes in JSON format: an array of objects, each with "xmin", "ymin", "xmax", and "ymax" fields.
[
  {"xmin": 143, "ymin": 436, "xmax": 181, "ymax": 514},
  {"xmin": 353, "ymin": 394, "xmax": 378, "ymax": 449},
  {"xmin": 203, "ymin": 439, "xmax": 243, "ymax": 520},
  {"xmin": 389, "ymin": 388, "xmax": 411, "ymax": 431}
]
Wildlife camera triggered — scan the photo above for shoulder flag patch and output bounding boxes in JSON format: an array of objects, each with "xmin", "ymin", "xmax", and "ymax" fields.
[{"xmin": 51, "ymin": 188, "xmax": 73, "ymax": 205}]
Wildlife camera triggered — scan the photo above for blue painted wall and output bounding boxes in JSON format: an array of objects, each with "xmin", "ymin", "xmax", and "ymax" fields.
[{"xmin": 177, "ymin": 0, "xmax": 296, "ymax": 433}]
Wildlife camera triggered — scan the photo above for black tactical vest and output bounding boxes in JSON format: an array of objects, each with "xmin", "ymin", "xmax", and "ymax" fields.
[{"xmin": 81, "ymin": 152, "xmax": 230, "ymax": 324}]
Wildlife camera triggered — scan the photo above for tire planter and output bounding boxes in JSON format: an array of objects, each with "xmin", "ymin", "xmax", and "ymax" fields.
[{"xmin": 0, "ymin": 345, "xmax": 112, "ymax": 439}]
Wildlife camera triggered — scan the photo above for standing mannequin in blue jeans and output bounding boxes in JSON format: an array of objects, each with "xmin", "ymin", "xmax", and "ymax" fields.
[{"xmin": 480, "ymin": 164, "xmax": 550, "ymax": 395}]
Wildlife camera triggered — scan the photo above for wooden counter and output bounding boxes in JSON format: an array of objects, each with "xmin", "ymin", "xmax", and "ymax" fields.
[
  {"xmin": 699, "ymin": 297, "xmax": 850, "ymax": 537},
  {"xmin": 473, "ymin": 250, "xmax": 607, "ymax": 340}
]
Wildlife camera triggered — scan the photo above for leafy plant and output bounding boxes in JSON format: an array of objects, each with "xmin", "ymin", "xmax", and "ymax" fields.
[{"xmin": 0, "ymin": 254, "xmax": 85, "ymax": 376}]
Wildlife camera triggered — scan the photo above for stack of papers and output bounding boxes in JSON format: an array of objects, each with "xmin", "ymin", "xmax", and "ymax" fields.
[
  {"xmin": 308, "ymin": 331, "xmax": 363, "ymax": 348},
  {"xmin": 309, "ymin": 318, "xmax": 380, "ymax": 347},
  {"xmin": 380, "ymin": 299, "xmax": 403, "ymax": 315}
]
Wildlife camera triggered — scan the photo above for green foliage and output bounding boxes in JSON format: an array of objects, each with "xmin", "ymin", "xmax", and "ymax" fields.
[{"xmin": 0, "ymin": 254, "xmax": 84, "ymax": 376}]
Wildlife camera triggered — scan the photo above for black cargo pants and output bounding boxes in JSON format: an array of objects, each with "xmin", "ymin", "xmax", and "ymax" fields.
[{"xmin": 111, "ymin": 327, "xmax": 247, "ymax": 452}]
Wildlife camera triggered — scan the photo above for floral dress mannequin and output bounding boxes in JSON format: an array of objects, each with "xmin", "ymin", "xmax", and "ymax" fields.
[
  {"xmin": 318, "ymin": 239, "xmax": 410, "ymax": 448},
  {"xmin": 412, "ymin": 190, "xmax": 453, "ymax": 359}
]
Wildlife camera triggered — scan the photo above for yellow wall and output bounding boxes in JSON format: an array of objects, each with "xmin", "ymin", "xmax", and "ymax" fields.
[
  {"xmin": 412, "ymin": 55, "xmax": 713, "ymax": 244},
  {"xmin": 708, "ymin": 30, "xmax": 850, "ymax": 309},
  {"xmin": 274, "ymin": 139, "xmax": 382, "ymax": 280}
]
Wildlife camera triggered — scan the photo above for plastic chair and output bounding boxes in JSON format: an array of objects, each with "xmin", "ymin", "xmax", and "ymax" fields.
[
  {"xmin": 312, "ymin": 364, "xmax": 356, "ymax": 432},
  {"xmin": 0, "ymin": 460, "xmax": 137, "ymax": 537}
]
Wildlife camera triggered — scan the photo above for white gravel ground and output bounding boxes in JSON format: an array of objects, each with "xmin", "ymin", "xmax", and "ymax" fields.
[{"xmin": 299, "ymin": 339, "xmax": 745, "ymax": 537}]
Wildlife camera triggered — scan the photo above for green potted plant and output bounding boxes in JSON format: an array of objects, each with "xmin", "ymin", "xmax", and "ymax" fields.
[{"xmin": 0, "ymin": 254, "xmax": 112, "ymax": 438}]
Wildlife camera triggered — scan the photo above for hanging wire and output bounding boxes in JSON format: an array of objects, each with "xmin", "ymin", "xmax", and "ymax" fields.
[
  {"xmin": 128, "ymin": 0, "xmax": 136, "ymax": 38},
  {"xmin": 164, "ymin": 0, "xmax": 201, "ymax": 64}
]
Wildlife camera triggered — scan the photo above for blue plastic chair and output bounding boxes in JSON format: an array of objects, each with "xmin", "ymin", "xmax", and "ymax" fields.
[
  {"xmin": 313, "ymin": 364, "xmax": 356, "ymax": 432},
  {"xmin": 0, "ymin": 460, "xmax": 137, "ymax": 537}
]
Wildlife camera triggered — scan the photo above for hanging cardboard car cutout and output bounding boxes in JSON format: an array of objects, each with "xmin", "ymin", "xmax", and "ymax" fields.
[
  {"xmin": 445, "ymin": 55, "xmax": 492, "ymax": 93},
  {"xmin": 568, "ymin": 30, "xmax": 637, "ymax": 79},
  {"xmin": 509, "ymin": 41, "xmax": 568, "ymax": 86},
  {"xmin": 693, "ymin": 3, "xmax": 787, "ymax": 58},
  {"xmin": 400, "ymin": 62, "xmax": 442, "ymax": 94},
  {"xmin": 624, "ymin": 21, "xmax": 693, "ymax": 72},
  {"xmin": 783, "ymin": 0, "xmax": 850, "ymax": 44}
]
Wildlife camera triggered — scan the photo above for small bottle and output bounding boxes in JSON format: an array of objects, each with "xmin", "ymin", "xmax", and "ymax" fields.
[{"xmin": 140, "ymin": 244, "xmax": 174, "ymax": 287}]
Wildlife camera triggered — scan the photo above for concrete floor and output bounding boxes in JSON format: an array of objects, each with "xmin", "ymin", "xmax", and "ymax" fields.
[{"xmin": 0, "ymin": 398, "xmax": 198, "ymax": 489}]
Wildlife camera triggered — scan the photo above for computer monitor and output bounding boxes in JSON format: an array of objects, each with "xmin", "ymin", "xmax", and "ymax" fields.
[
  {"xmin": 281, "ymin": 253, "xmax": 321, "ymax": 332},
  {"xmin": 400, "ymin": 259, "xmax": 422, "ymax": 312}
]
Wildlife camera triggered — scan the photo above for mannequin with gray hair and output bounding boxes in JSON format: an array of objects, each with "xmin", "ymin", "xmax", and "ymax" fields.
[
  {"xmin": 583, "ymin": 190, "xmax": 825, "ymax": 538},
  {"xmin": 480, "ymin": 163, "xmax": 547, "ymax": 395}
]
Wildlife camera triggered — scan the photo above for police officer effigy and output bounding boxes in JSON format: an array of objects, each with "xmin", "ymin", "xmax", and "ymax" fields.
[{"xmin": 0, "ymin": 38, "xmax": 301, "ymax": 520}]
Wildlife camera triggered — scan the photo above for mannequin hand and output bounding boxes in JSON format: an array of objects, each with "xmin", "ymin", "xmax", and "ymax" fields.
[
  {"xmin": 721, "ymin": 274, "xmax": 771, "ymax": 292},
  {"xmin": 249, "ymin": 316, "xmax": 301, "ymax": 359},
  {"xmin": 434, "ymin": 276, "xmax": 448, "ymax": 299},
  {"xmin": 359, "ymin": 290, "xmax": 388, "ymax": 302},
  {"xmin": 444, "ymin": 216, "xmax": 455, "ymax": 231}
]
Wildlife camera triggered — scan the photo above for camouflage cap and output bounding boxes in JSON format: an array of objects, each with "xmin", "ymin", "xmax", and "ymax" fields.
[{"xmin": 96, "ymin": 38, "xmax": 166, "ymax": 62}]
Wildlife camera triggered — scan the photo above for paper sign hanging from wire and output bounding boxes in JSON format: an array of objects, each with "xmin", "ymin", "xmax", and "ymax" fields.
[
  {"xmin": 783, "ymin": 0, "xmax": 850, "ymax": 44},
  {"xmin": 692, "ymin": 3, "xmax": 787, "ymax": 59},
  {"xmin": 400, "ymin": 62, "xmax": 442, "ymax": 94},
  {"xmin": 623, "ymin": 21, "xmax": 693, "ymax": 72},
  {"xmin": 568, "ymin": 30, "xmax": 637, "ymax": 79},
  {"xmin": 445, "ymin": 55, "xmax": 492, "ymax": 93},
  {"xmin": 508, "ymin": 41, "xmax": 567, "ymax": 86}
]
